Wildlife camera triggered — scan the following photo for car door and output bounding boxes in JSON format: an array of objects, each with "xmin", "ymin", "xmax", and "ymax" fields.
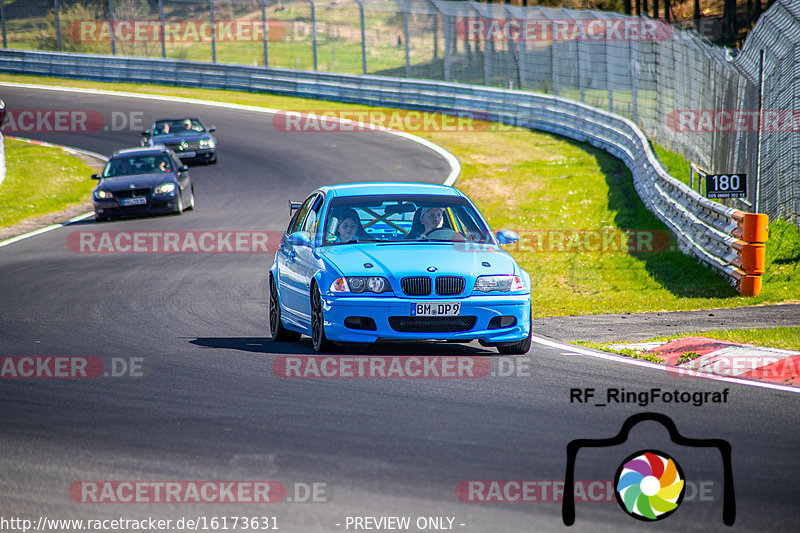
[
  {"xmin": 277, "ymin": 194, "xmax": 319, "ymax": 323},
  {"xmin": 293, "ymin": 194, "xmax": 325, "ymax": 323}
]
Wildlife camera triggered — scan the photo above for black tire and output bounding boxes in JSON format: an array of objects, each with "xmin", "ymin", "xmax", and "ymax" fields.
[
  {"xmin": 186, "ymin": 185, "xmax": 196, "ymax": 211},
  {"xmin": 311, "ymin": 282, "xmax": 336, "ymax": 353},
  {"xmin": 497, "ymin": 315, "xmax": 533, "ymax": 355},
  {"xmin": 175, "ymin": 192, "xmax": 184, "ymax": 215},
  {"xmin": 270, "ymin": 276, "xmax": 300, "ymax": 342},
  {"xmin": 95, "ymin": 215, "xmax": 109, "ymax": 223},
  {"xmin": 208, "ymin": 153, "xmax": 217, "ymax": 165}
]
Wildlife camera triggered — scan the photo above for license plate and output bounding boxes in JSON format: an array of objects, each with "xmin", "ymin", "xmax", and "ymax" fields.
[
  {"xmin": 178, "ymin": 151, "xmax": 196, "ymax": 158},
  {"xmin": 410, "ymin": 302, "xmax": 461, "ymax": 317},
  {"xmin": 121, "ymin": 197, "xmax": 147, "ymax": 206}
]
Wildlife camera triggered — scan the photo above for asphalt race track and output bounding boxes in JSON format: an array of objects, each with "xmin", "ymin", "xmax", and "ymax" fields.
[{"xmin": 0, "ymin": 84, "xmax": 798, "ymax": 532}]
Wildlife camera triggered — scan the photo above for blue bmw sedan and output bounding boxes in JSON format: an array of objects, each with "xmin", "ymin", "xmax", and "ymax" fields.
[{"xmin": 268, "ymin": 182, "xmax": 532, "ymax": 354}]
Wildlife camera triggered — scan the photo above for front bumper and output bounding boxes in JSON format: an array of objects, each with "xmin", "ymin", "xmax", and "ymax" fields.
[
  {"xmin": 174, "ymin": 148, "xmax": 215, "ymax": 162},
  {"xmin": 320, "ymin": 293, "xmax": 531, "ymax": 344},
  {"xmin": 94, "ymin": 195, "xmax": 179, "ymax": 218}
]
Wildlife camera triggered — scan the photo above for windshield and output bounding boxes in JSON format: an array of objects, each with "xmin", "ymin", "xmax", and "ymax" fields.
[
  {"xmin": 323, "ymin": 194, "xmax": 492, "ymax": 245},
  {"xmin": 103, "ymin": 155, "xmax": 173, "ymax": 177},
  {"xmin": 153, "ymin": 119, "xmax": 205, "ymax": 135}
]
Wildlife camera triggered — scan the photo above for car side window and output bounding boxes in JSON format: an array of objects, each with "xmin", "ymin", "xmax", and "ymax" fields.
[
  {"xmin": 301, "ymin": 195, "xmax": 325, "ymax": 235},
  {"xmin": 287, "ymin": 194, "xmax": 318, "ymax": 235}
]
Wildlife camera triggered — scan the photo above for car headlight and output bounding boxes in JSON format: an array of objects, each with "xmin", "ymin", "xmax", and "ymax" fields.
[
  {"xmin": 199, "ymin": 139, "xmax": 215, "ymax": 149},
  {"xmin": 153, "ymin": 183, "xmax": 176, "ymax": 195},
  {"xmin": 330, "ymin": 276, "xmax": 392, "ymax": 294},
  {"xmin": 94, "ymin": 189, "xmax": 113, "ymax": 200},
  {"xmin": 473, "ymin": 275, "xmax": 526, "ymax": 293}
]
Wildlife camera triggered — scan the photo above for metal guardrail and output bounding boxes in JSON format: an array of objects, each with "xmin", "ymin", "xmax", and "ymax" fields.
[{"xmin": 0, "ymin": 49, "xmax": 769, "ymax": 295}]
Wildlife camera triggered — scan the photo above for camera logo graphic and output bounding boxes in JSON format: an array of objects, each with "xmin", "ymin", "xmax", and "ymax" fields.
[
  {"xmin": 614, "ymin": 450, "xmax": 685, "ymax": 521},
  {"xmin": 563, "ymin": 412, "xmax": 735, "ymax": 526}
]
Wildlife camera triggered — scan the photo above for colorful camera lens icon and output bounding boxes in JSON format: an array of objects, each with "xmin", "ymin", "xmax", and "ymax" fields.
[{"xmin": 614, "ymin": 450, "xmax": 685, "ymax": 521}]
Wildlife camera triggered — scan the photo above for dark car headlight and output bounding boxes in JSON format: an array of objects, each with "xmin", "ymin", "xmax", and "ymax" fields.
[
  {"xmin": 330, "ymin": 276, "xmax": 392, "ymax": 294},
  {"xmin": 473, "ymin": 275, "xmax": 526, "ymax": 293}
]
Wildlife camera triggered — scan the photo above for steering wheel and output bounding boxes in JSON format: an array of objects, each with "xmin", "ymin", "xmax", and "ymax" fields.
[{"xmin": 423, "ymin": 228, "xmax": 466, "ymax": 241}]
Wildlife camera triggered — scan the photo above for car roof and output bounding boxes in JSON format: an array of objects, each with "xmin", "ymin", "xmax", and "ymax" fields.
[
  {"xmin": 154, "ymin": 118, "xmax": 202, "ymax": 123},
  {"xmin": 111, "ymin": 146, "xmax": 171, "ymax": 157},
  {"xmin": 323, "ymin": 182, "xmax": 464, "ymax": 198}
]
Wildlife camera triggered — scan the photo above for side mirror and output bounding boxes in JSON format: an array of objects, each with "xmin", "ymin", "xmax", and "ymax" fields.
[
  {"xmin": 141, "ymin": 130, "xmax": 150, "ymax": 136},
  {"xmin": 496, "ymin": 229, "xmax": 519, "ymax": 245},
  {"xmin": 207, "ymin": 126, "xmax": 216, "ymax": 133},
  {"xmin": 91, "ymin": 174, "xmax": 101, "ymax": 180},
  {"xmin": 287, "ymin": 231, "xmax": 312, "ymax": 248},
  {"xmin": 178, "ymin": 165, "xmax": 189, "ymax": 172}
]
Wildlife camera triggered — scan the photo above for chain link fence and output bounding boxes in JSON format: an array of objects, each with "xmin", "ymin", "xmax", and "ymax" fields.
[{"xmin": 1, "ymin": 0, "xmax": 797, "ymax": 226}]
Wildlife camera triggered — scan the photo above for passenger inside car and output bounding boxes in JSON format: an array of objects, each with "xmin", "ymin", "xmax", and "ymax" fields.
[{"xmin": 333, "ymin": 208, "xmax": 370, "ymax": 243}]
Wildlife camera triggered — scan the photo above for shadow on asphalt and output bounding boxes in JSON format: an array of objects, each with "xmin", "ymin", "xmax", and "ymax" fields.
[{"xmin": 188, "ymin": 336, "xmax": 497, "ymax": 356}]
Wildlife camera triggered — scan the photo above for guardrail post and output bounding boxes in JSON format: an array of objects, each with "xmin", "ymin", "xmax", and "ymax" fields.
[
  {"xmin": 353, "ymin": 0, "xmax": 366, "ymax": 74},
  {"xmin": 577, "ymin": 37, "xmax": 584, "ymax": 103},
  {"xmin": 755, "ymin": 49, "xmax": 765, "ymax": 212},
  {"xmin": 0, "ymin": 0, "xmax": 7, "ymax": 49},
  {"xmin": 108, "ymin": 0, "xmax": 116, "ymax": 56},
  {"xmin": 551, "ymin": 20, "xmax": 558, "ymax": 96},
  {"xmin": 158, "ymin": 0, "xmax": 166, "ymax": 59},
  {"xmin": 209, "ymin": 0, "xmax": 216, "ymax": 63},
  {"xmin": 630, "ymin": 37, "xmax": 639, "ymax": 124},
  {"xmin": 403, "ymin": 9, "xmax": 410, "ymax": 78},
  {"xmin": 304, "ymin": 0, "xmax": 317, "ymax": 71},
  {"xmin": 605, "ymin": 24, "xmax": 612, "ymax": 113},
  {"xmin": 443, "ymin": 14, "xmax": 450, "ymax": 82},
  {"xmin": 54, "ymin": 0, "xmax": 62, "ymax": 52},
  {"xmin": 517, "ymin": 21, "xmax": 525, "ymax": 90},
  {"xmin": 260, "ymin": 0, "xmax": 268, "ymax": 67},
  {"xmin": 482, "ymin": 15, "xmax": 489, "ymax": 86}
]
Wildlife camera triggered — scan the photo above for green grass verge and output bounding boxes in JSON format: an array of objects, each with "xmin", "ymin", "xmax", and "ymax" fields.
[
  {"xmin": 1, "ymin": 72, "xmax": 798, "ymax": 317},
  {"xmin": 0, "ymin": 138, "xmax": 96, "ymax": 228},
  {"xmin": 578, "ymin": 326, "xmax": 800, "ymax": 360}
]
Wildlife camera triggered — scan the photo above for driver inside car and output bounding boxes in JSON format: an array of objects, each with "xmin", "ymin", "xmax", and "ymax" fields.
[{"xmin": 406, "ymin": 207, "xmax": 445, "ymax": 239}]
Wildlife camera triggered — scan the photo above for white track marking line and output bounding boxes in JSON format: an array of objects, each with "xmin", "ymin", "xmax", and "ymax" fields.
[
  {"xmin": 0, "ymin": 136, "xmax": 106, "ymax": 248},
  {"xmin": 532, "ymin": 334, "xmax": 799, "ymax": 394}
]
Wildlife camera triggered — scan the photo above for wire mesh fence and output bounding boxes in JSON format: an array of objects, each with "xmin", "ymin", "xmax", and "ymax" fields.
[{"xmin": 1, "ymin": 0, "xmax": 797, "ymax": 226}]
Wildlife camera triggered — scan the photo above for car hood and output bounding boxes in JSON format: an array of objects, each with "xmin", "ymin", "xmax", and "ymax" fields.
[
  {"xmin": 318, "ymin": 242, "xmax": 520, "ymax": 284},
  {"xmin": 97, "ymin": 174, "xmax": 176, "ymax": 190}
]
